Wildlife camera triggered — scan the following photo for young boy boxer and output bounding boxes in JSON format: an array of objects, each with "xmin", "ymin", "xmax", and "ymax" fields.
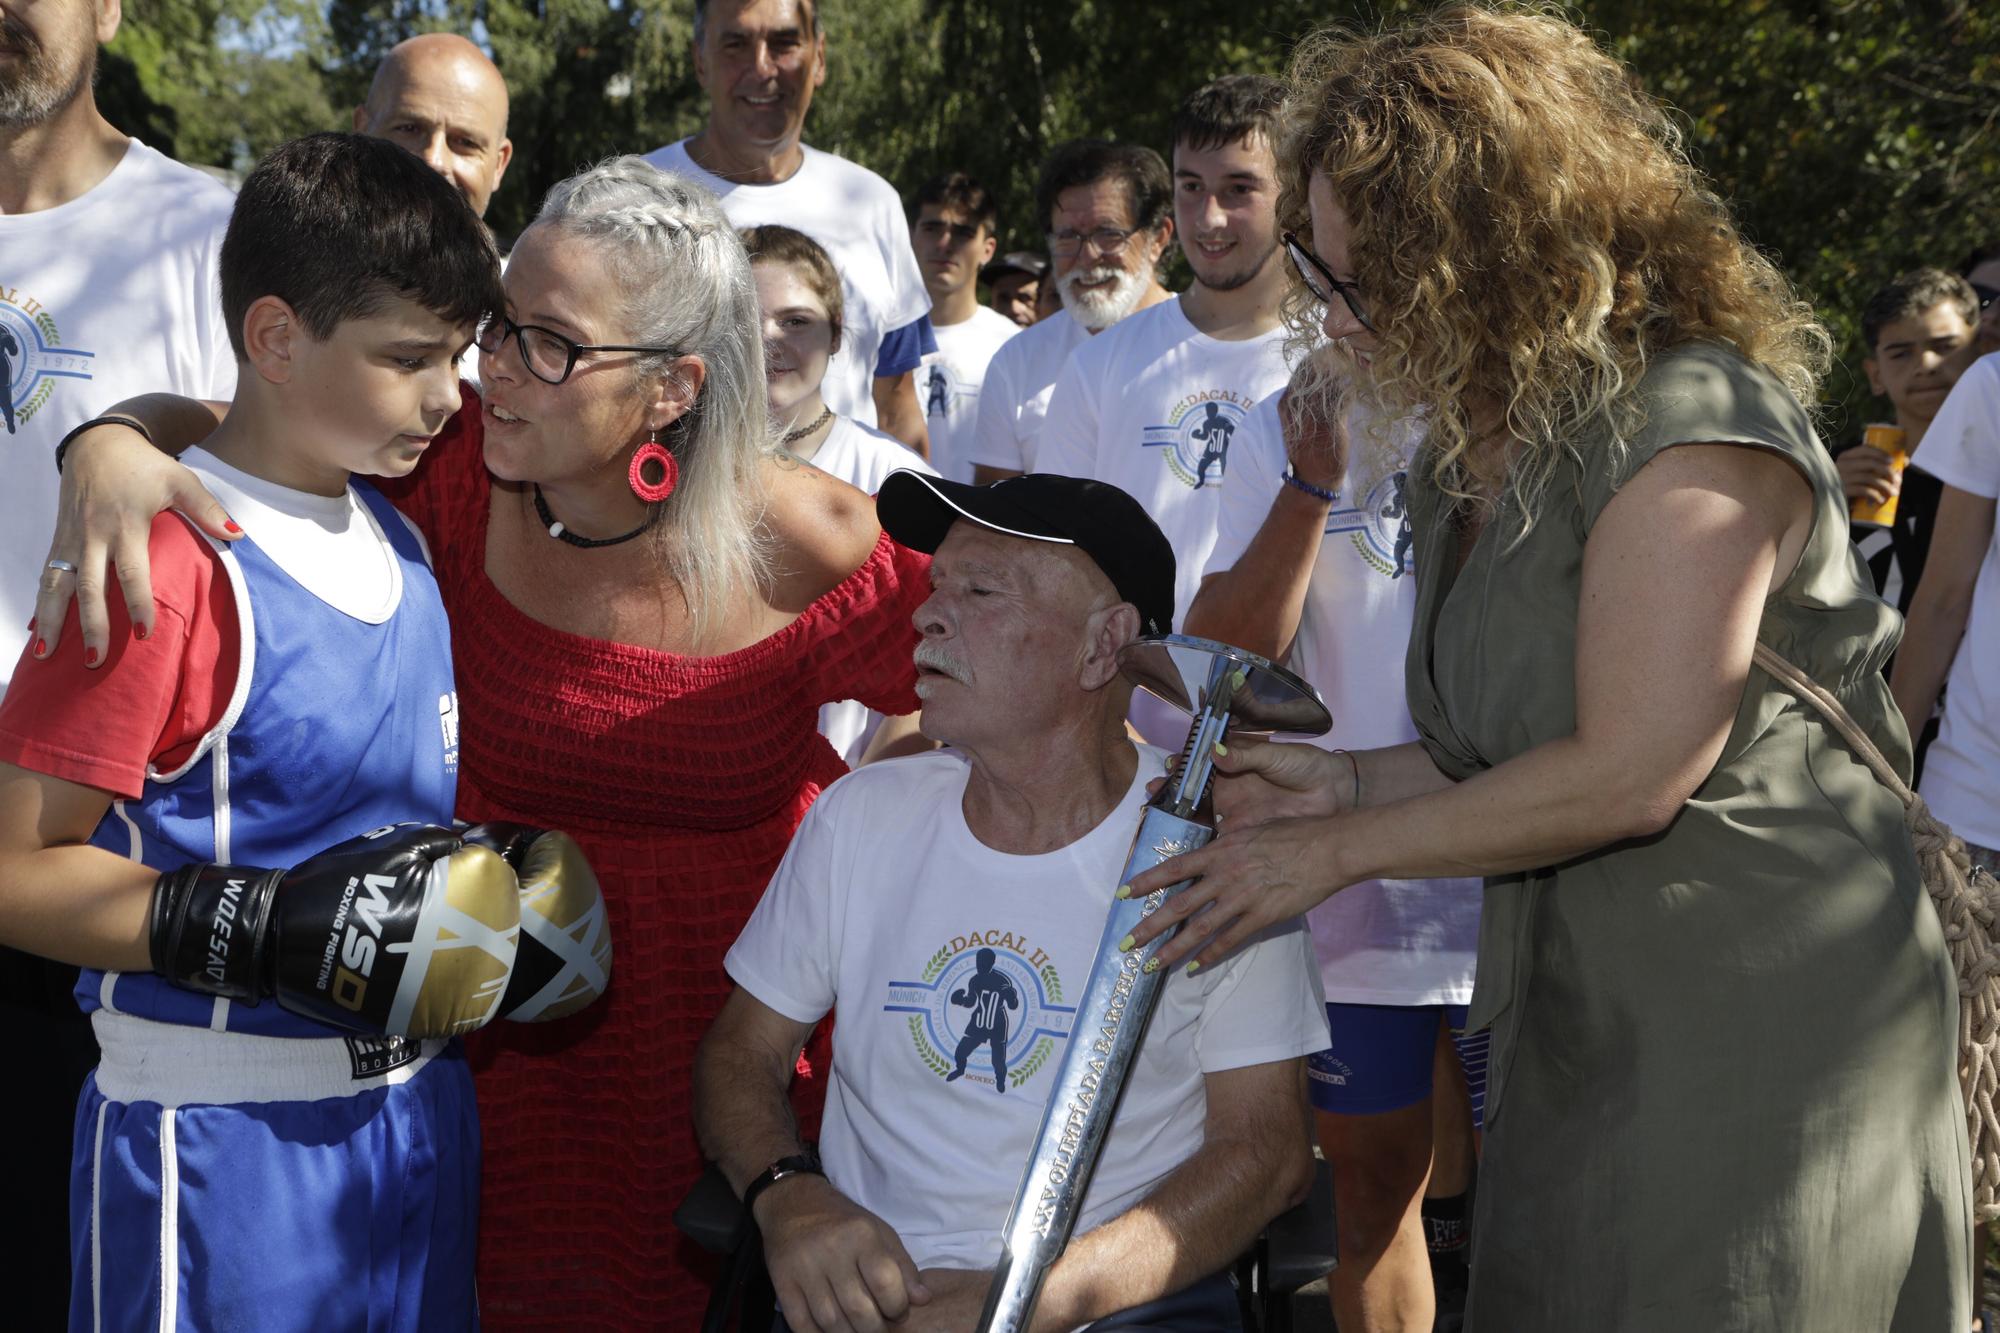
[{"xmin": 0, "ymin": 133, "xmax": 604, "ymax": 1332}]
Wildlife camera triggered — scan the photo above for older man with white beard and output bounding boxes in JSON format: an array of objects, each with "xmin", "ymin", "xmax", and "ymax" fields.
[
  {"xmin": 1037, "ymin": 77, "xmax": 1293, "ymax": 662},
  {"xmin": 969, "ymin": 141, "xmax": 1174, "ymax": 484},
  {"xmin": 695, "ymin": 470, "xmax": 1327, "ymax": 1333}
]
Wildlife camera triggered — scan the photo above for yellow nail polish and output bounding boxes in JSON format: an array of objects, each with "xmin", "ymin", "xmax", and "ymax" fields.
[
  {"xmin": 1115, "ymin": 884, "xmax": 1131, "ymax": 900},
  {"xmin": 1186, "ymin": 960, "xmax": 1202, "ymax": 976},
  {"xmin": 1118, "ymin": 933, "xmax": 1134, "ymax": 952},
  {"xmin": 1142, "ymin": 958, "xmax": 1160, "ymax": 975},
  {"xmin": 1214, "ymin": 740, "xmax": 1228, "ymax": 756}
]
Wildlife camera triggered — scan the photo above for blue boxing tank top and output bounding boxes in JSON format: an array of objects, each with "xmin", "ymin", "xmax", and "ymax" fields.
[{"xmin": 80, "ymin": 451, "xmax": 458, "ymax": 1037}]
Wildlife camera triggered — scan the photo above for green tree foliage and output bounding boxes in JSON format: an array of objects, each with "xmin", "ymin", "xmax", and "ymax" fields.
[
  {"xmin": 105, "ymin": 0, "xmax": 335, "ymax": 170},
  {"xmin": 95, "ymin": 0, "xmax": 1999, "ymax": 435}
]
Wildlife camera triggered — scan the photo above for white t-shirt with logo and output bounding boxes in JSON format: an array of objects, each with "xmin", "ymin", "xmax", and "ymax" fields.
[
  {"xmin": 1036, "ymin": 299, "xmax": 1290, "ymax": 628},
  {"xmin": 803, "ymin": 417, "xmax": 936, "ymax": 765},
  {"xmin": 644, "ymin": 141, "xmax": 930, "ymax": 430},
  {"xmin": 1912, "ymin": 352, "xmax": 2000, "ymax": 849},
  {"xmin": 968, "ymin": 310, "xmax": 1090, "ymax": 475},
  {"xmin": 919, "ymin": 306, "xmax": 1020, "ymax": 483},
  {"xmin": 0, "ymin": 140, "xmax": 237, "ymax": 688},
  {"xmin": 726, "ymin": 746, "xmax": 1327, "ymax": 1271},
  {"xmin": 1203, "ymin": 394, "xmax": 1480, "ymax": 1006}
]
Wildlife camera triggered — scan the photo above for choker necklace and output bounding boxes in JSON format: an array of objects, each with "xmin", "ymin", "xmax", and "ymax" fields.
[
  {"xmin": 533, "ymin": 485, "xmax": 659, "ymax": 549},
  {"xmin": 781, "ymin": 406, "xmax": 834, "ymax": 445}
]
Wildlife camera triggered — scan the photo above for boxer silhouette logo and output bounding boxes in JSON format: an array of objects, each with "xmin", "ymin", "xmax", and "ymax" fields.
[
  {"xmin": 884, "ymin": 931, "xmax": 1076, "ymax": 1094},
  {"xmin": 1140, "ymin": 390, "xmax": 1249, "ymax": 490}
]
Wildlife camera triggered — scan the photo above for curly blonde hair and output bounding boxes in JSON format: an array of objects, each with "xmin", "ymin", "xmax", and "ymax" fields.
[{"xmin": 1277, "ymin": 3, "xmax": 1830, "ymax": 534}]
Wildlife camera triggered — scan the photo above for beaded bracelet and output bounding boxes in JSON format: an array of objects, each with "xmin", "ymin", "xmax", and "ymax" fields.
[
  {"xmin": 54, "ymin": 413, "xmax": 153, "ymax": 475},
  {"xmin": 1281, "ymin": 465, "xmax": 1339, "ymax": 505}
]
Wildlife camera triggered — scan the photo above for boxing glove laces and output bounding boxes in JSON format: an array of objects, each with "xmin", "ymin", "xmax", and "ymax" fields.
[{"xmin": 148, "ymin": 822, "xmax": 523, "ymax": 1038}]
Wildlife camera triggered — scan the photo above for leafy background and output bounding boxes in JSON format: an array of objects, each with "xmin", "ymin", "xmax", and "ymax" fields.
[{"xmin": 99, "ymin": 0, "xmax": 2000, "ymax": 442}]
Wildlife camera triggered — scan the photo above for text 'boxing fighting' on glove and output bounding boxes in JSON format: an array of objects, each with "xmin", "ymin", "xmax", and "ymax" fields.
[{"xmin": 148, "ymin": 822, "xmax": 522, "ymax": 1038}]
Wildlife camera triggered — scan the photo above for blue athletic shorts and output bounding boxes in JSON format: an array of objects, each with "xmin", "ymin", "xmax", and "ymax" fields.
[
  {"xmin": 1308, "ymin": 1001, "xmax": 1489, "ymax": 1129},
  {"xmin": 71, "ymin": 1012, "xmax": 479, "ymax": 1332}
]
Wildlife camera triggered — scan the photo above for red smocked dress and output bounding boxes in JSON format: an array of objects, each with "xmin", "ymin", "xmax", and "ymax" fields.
[{"xmin": 380, "ymin": 391, "xmax": 928, "ymax": 1327}]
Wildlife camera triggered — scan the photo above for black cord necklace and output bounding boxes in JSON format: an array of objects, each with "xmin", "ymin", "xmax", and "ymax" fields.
[
  {"xmin": 781, "ymin": 405, "xmax": 835, "ymax": 445},
  {"xmin": 532, "ymin": 485, "xmax": 660, "ymax": 549}
]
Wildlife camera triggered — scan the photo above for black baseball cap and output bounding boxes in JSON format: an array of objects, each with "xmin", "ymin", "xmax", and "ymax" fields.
[
  {"xmin": 877, "ymin": 470, "xmax": 1176, "ymax": 636},
  {"xmin": 983, "ymin": 251, "xmax": 1049, "ymax": 282}
]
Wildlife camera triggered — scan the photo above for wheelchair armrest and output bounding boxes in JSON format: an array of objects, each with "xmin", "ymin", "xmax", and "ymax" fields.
[
  {"xmin": 1262, "ymin": 1157, "xmax": 1338, "ymax": 1293},
  {"xmin": 674, "ymin": 1161, "xmax": 748, "ymax": 1255}
]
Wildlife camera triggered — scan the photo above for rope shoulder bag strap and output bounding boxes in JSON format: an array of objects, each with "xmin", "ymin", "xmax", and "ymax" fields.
[{"xmin": 1754, "ymin": 642, "xmax": 2000, "ymax": 1223}]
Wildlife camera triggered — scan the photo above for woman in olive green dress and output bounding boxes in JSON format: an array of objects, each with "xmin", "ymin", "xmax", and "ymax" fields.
[{"xmin": 1126, "ymin": 7, "xmax": 1970, "ymax": 1329}]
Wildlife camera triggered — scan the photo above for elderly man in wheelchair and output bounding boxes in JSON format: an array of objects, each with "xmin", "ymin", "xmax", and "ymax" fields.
[{"xmin": 694, "ymin": 472, "xmax": 1330, "ymax": 1333}]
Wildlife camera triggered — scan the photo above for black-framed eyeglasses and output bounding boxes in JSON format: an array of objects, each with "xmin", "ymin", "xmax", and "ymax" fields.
[
  {"xmin": 1974, "ymin": 283, "xmax": 2000, "ymax": 314},
  {"xmin": 1283, "ymin": 232, "xmax": 1373, "ymax": 333},
  {"xmin": 475, "ymin": 314, "xmax": 679, "ymax": 386},
  {"xmin": 1048, "ymin": 226, "xmax": 1138, "ymax": 258}
]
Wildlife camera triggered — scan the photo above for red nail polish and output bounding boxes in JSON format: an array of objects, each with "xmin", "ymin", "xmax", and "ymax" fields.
[
  {"xmin": 33, "ymin": 638, "xmax": 46, "ymax": 657},
  {"xmin": 135, "ymin": 623, "xmax": 150, "ymax": 641},
  {"xmin": 224, "ymin": 520, "xmax": 243, "ymax": 534},
  {"xmin": 84, "ymin": 646, "xmax": 99, "ymax": 667}
]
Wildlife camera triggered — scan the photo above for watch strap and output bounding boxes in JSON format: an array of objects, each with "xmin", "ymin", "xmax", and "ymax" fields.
[{"xmin": 741, "ymin": 1148, "xmax": 824, "ymax": 1219}]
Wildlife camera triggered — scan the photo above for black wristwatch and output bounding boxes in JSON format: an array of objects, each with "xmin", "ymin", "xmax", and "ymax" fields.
[{"xmin": 741, "ymin": 1147, "xmax": 824, "ymax": 1218}]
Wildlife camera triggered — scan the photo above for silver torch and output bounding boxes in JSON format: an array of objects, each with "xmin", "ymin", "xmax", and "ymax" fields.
[{"xmin": 974, "ymin": 633, "xmax": 1332, "ymax": 1331}]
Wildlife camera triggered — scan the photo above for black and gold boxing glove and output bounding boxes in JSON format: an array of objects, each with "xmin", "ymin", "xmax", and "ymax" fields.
[
  {"xmin": 149, "ymin": 823, "xmax": 523, "ymax": 1038},
  {"xmin": 459, "ymin": 822, "xmax": 612, "ymax": 1022}
]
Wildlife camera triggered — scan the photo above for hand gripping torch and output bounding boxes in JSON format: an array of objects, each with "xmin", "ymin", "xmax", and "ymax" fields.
[{"xmin": 974, "ymin": 634, "xmax": 1331, "ymax": 1332}]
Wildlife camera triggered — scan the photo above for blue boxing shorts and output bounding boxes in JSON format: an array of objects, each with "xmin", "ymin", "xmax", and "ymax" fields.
[
  {"xmin": 71, "ymin": 1011, "xmax": 479, "ymax": 1332},
  {"xmin": 1308, "ymin": 1002, "xmax": 1489, "ymax": 1129}
]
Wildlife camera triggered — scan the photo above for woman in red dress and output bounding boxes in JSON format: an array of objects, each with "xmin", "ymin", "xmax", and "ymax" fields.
[{"xmin": 42, "ymin": 156, "xmax": 928, "ymax": 1326}]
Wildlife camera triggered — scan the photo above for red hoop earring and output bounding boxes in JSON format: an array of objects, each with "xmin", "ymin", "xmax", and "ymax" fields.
[{"xmin": 628, "ymin": 434, "xmax": 678, "ymax": 503}]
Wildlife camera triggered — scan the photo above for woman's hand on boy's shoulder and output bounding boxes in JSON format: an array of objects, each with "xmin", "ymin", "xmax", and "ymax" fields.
[{"xmin": 39, "ymin": 426, "xmax": 234, "ymax": 670}]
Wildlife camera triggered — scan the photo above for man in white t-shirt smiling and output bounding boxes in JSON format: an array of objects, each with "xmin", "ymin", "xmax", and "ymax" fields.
[
  {"xmin": 969, "ymin": 140, "xmax": 1175, "ymax": 485},
  {"xmin": 1037, "ymin": 77, "xmax": 1293, "ymax": 642},
  {"xmin": 647, "ymin": 0, "xmax": 934, "ymax": 455},
  {"xmin": 910, "ymin": 171, "xmax": 1020, "ymax": 483},
  {"xmin": 697, "ymin": 471, "xmax": 1327, "ymax": 1332},
  {"xmin": 3, "ymin": 0, "xmax": 239, "ymax": 1320}
]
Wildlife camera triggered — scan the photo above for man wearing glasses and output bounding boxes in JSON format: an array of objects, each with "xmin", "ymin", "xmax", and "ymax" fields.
[
  {"xmin": 969, "ymin": 139, "xmax": 1174, "ymax": 484},
  {"xmin": 1964, "ymin": 243, "xmax": 2000, "ymax": 357},
  {"xmin": 1036, "ymin": 77, "xmax": 1295, "ymax": 659}
]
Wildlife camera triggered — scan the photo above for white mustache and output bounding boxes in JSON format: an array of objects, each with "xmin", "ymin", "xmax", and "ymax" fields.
[
  {"xmin": 913, "ymin": 642, "xmax": 971, "ymax": 683},
  {"xmin": 1062, "ymin": 264, "xmax": 1121, "ymax": 290}
]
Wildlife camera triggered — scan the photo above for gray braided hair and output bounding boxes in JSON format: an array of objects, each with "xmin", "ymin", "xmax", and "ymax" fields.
[{"xmin": 529, "ymin": 156, "xmax": 774, "ymax": 648}]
